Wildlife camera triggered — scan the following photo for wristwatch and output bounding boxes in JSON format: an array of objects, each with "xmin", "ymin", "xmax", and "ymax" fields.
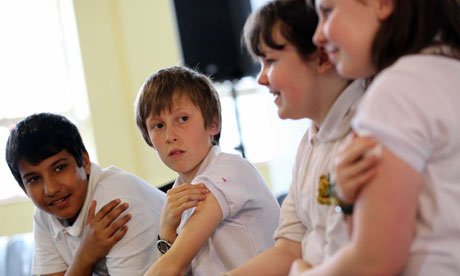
[
  {"xmin": 328, "ymin": 181, "xmax": 354, "ymax": 216},
  {"xmin": 156, "ymin": 235, "xmax": 172, "ymax": 254}
]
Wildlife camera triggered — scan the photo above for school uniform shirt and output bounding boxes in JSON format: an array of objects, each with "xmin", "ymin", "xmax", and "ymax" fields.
[
  {"xmin": 353, "ymin": 54, "xmax": 460, "ymax": 276},
  {"xmin": 174, "ymin": 146, "xmax": 280, "ymax": 276},
  {"xmin": 274, "ymin": 80, "xmax": 365, "ymax": 266},
  {"xmin": 32, "ymin": 163, "xmax": 166, "ymax": 275}
]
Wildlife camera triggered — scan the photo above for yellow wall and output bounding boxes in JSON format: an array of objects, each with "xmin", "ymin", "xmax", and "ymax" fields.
[
  {"xmin": 73, "ymin": 0, "xmax": 180, "ymax": 187},
  {"xmin": 0, "ymin": 200, "xmax": 34, "ymax": 236}
]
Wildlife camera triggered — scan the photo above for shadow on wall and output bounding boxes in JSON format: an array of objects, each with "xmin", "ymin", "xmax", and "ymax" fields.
[{"xmin": 0, "ymin": 232, "xmax": 34, "ymax": 276}]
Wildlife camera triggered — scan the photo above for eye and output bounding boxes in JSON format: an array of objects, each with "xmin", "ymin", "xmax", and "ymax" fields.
[
  {"xmin": 179, "ymin": 115, "xmax": 189, "ymax": 123},
  {"xmin": 319, "ymin": 5, "xmax": 333, "ymax": 19},
  {"xmin": 150, "ymin": 122, "xmax": 164, "ymax": 130},
  {"xmin": 25, "ymin": 175, "xmax": 40, "ymax": 185},
  {"xmin": 54, "ymin": 163, "xmax": 67, "ymax": 173},
  {"xmin": 264, "ymin": 58, "xmax": 276, "ymax": 65}
]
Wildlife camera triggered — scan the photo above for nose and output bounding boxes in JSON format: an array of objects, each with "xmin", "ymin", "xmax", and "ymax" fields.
[
  {"xmin": 165, "ymin": 126, "xmax": 178, "ymax": 144},
  {"xmin": 313, "ymin": 21, "xmax": 326, "ymax": 47},
  {"xmin": 256, "ymin": 64, "xmax": 269, "ymax": 86},
  {"xmin": 44, "ymin": 178, "xmax": 61, "ymax": 196}
]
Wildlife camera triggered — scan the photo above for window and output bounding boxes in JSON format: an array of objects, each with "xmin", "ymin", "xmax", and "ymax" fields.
[
  {"xmin": 0, "ymin": 0, "xmax": 92, "ymax": 202},
  {"xmin": 216, "ymin": 78, "xmax": 310, "ymax": 197}
]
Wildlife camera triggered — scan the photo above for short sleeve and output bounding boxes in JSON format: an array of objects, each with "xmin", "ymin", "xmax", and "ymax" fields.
[
  {"xmin": 93, "ymin": 173, "xmax": 164, "ymax": 276},
  {"xmin": 192, "ymin": 156, "xmax": 265, "ymax": 220},
  {"xmin": 353, "ymin": 69, "xmax": 444, "ymax": 172},
  {"xmin": 273, "ymin": 179, "xmax": 306, "ymax": 242}
]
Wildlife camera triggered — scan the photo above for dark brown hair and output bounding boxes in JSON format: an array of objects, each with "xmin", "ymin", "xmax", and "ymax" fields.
[
  {"xmin": 135, "ymin": 66, "xmax": 222, "ymax": 147},
  {"xmin": 372, "ymin": 0, "xmax": 460, "ymax": 73},
  {"xmin": 244, "ymin": 0, "xmax": 319, "ymax": 61}
]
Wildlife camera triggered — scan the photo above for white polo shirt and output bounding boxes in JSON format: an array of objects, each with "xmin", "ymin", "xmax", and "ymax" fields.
[
  {"xmin": 274, "ymin": 80, "xmax": 365, "ymax": 265},
  {"xmin": 353, "ymin": 55, "xmax": 460, "ymax": 275},
  {"xmin": 32, "ymin": 163, "xmax": 166, "ymax": 275},
  {"xmin": 175, "ymin": 146, "xmax": 280, "ymax": 276}
]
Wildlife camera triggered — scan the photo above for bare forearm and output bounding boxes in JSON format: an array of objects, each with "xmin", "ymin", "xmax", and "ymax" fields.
[
  {"xmin": 230, "ymin": 247, "xmax": 301, "ymax": 276},
  {"xmin": 64, "ymin": 252, "xmax": 97, "ymax": 276}
]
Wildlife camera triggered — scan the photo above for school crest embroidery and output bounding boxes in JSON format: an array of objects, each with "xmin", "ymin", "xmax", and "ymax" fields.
[{"xmin": 317, "ymin": 173, "xmax": 335, "ymax": 205}]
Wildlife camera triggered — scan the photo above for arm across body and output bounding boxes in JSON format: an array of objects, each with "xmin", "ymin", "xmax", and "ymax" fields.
[
  {"xmin": 145, "ymin": 191, "xmax": 223, "ymax": 276},
  {"xmin": 43, "ymin": 199, "xmax": 130, "ymax": 276},
  {"xmin": 228, "ymin": 238, "xmax": 303, "ymax": 276},
  {"xmin": 292, "ymin": 147, "xmax": 421, "ymax": 275},
  {"xmin": 159, "ymin": 183, "xmax": 209, "ymax": 244},
  {"xmin": 334, "ymin": 134, "xmax": 381, "ymax": 204}
]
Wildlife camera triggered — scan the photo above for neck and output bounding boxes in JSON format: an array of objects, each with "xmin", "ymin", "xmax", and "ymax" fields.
[{"xmin": 313, "ymin": 75, "xmax": 350, "ymax": 128}]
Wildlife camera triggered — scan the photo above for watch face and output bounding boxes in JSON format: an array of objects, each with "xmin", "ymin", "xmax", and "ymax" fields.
[{"xmin": 157, "ymin": 240, "xmax": 171, "ymax": 254}]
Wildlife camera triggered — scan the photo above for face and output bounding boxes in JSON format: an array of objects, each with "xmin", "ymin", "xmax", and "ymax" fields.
[
  {"xmin": 256, "ymin": 24, "xmax": 323, "ymax": 121},
  {"xmin": 18, "ymin": 150, "xmax": 90, "ymax": 224},
  {"xmin": 146, "ymin": 94, "xmax": 219, "ymax": 183},
  {"xmin": 313, "ymin": 0, "xmax": 389, "ymax": 78}
]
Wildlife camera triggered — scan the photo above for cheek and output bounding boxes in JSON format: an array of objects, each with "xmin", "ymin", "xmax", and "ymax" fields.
[
  {"xmin": 267, "ymin": 66, "xmax": 286, "ymax": 86},
  {"xmin": 148, "ymin": 132, "xmax": 159, "ymax": 147},
  {"xmin": 24, "ymin": 186, "xmax": 37, "ymax": 199}
]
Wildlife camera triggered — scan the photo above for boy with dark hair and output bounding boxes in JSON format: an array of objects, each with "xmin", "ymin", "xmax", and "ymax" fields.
[
  {"xmin": 5, "ymin": 112, "xmax": 165, "ymax": 275},
  {"xmin": 135, "ymin": 66, "xmax": 280, "ymax": 276}
]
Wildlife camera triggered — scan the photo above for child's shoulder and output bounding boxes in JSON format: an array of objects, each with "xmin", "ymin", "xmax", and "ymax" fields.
[
  {"xmin": 210, "ymin": 151, "xmax": 254, "ymax": 172},
  {"xmin": 93, "ymin": 165, "xmax": 163, "ymax": 199}
]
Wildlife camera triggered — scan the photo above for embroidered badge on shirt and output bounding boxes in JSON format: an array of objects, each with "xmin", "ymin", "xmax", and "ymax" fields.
[
  {"xmin": 318, "ymin": 172, "xmax": 347, "ymax": 207},
  {"xmin": 317, "ymin": 173, "xmax": 331, "ymax": 205}
]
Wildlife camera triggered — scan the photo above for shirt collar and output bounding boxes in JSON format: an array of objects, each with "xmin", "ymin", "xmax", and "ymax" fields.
[
  {"xmin": 310, "ymin": 79, "xmax": 365, "ymax": 144},
  {"xmin": 174, "ymin": 146, "xmax": 220, "ymax": 186}
]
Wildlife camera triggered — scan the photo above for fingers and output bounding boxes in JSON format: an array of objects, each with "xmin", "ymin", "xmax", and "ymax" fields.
[
  {"xmin": 91, "ymin": 199, "xmax": 122, "ymax": 222},
  {"xmin": 336, "ymin": 156, "xmax": 379, "ymax": 203},
  {"xmin": 88, "ymin": 200, "xmax": 131, "ymax": 240},
  {"xmin": 86, "ymin": 200, "xmax": 97, "ymax": 225},
  {"xmin": 107, "ymin": 213, "xmax": 131, "ymax": 240},
  {"xmin": 337, "ymin": 136, "xmax": 378, "ymax": 165},
  {"xmin": 335, "ymin": 136, "xmax": 381, "ymax": 203},
  {"xmin": 89, "ymin": 199, "xmax": 130, "ymax": 230},
  {"xmin": 100, "ymin": 202, "xmax": 130, "ymax": 228},
  {"xmin": 160, "ymin": 183, "xmax": 209, "ymax": 238},
  {"xmin": 110, "ymin": 224, "xmax": 129, "ymax": 243},
  {"xmin": 166, "ymin": 183, "xmax": 209, "ymax": 208}
]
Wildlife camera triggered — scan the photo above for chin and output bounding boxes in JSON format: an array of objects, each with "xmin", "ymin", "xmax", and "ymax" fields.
[{"xmin": 277, "ymin": 109, "xmax": 287, "ymax": 119}]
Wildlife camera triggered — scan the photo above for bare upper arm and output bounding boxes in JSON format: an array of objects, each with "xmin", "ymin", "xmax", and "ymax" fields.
[
  {"xmin": 163, "ymin": 191, "xmax": 223, "ymax": 269},
  {"xmin": 351, "ymin": 147, "xmax": 422, "ymax": 273}
]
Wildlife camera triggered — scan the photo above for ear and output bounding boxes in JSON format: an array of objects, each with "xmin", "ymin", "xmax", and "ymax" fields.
[
  {"xmin": 82, "ymin": 152, "xmax": 91, "ymax": 175},
  {"xmin": 375, "ymin": 0, "xmax": 394, "ymax": 21},
  {"xmin": 208, "ymin": 119, "xmax": 220, "ymax": 136},
  {"xmin": 316, "ymin": 47, "xmax": 334, "ymax": 75}
]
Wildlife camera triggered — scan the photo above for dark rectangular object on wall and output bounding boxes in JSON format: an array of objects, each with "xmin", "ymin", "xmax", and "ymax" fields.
[{"xmin": 173, "ymin": 0, "xmax": 257, "ymax": 82}]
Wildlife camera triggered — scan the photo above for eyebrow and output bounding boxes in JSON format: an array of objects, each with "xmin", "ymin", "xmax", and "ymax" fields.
[{"xmin": 21, "ymin": 157, "xmax": 68, "ymax": 180}]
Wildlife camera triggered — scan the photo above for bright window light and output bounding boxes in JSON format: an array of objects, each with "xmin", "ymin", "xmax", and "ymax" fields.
[{"xmin": 0, "ymin": 0, "xmax": 92, "ymax": 202}]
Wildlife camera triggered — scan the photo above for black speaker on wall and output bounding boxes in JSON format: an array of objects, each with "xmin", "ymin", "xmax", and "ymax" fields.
[{"xmin": 173, "ymin": 0, "xmax": 258, "ymax": 82}]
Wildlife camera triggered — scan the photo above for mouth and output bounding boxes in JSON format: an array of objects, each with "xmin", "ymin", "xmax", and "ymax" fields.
[
  {"xmin": 270, "ymin": 90, "xmax": 281, "ymax": 97},
  {"xmin": 169, "ymin": 149, "xmax": 185, "ymax": 157},
  {"xmin": 325, "ymin": 44, "xmax": 339, "ymax": 61},
  {"xmin": 48, "ymin": 194, "xmax": 71, "ymax": 208}
]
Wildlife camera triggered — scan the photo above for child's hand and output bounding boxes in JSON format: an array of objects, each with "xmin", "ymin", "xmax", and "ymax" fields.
[
  {"xmin": 75, "ymin": 199, "xmax": 131, "ymax": 268},
  {"xmin": 159, "ymin": 183, "xmax": 209, "ymax": 242},
  {"xmin": 334, "ymin": 134, "xmax": 382, "ymax": 204}
]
